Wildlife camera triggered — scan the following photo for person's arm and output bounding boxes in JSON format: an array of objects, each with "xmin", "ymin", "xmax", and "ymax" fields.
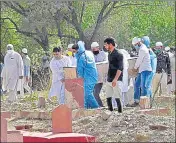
[
  {"xmin": 112, "ymin": 53, "xmax": 123, "ymax": 87},
  {"xmin": 134, "ymin": 49, "xmax": 145, "ymax": 70},
  {"xmin": 17, "ymin": 54, "xmax": 24, "ymax": 79},
  {"xmin": 77, "ymin": 55, "xmax": 86, "ymax": 78},
  {"xmin": 166, "ymin": 54, "xmax": 171, "ymax": 75}
]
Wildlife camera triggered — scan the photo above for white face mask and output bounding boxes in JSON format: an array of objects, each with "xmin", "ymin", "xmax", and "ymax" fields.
[{"xmin": 7, "ymin": 50, "xmax": 14, "ymax": 54}]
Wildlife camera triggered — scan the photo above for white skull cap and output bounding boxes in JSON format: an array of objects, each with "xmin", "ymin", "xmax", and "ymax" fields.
[
  {"xmin": 91, "ymin": 42, "xmax": 99, "ymax": 48},
  {"xmin": 165, "ymin": 46, "xmax": 170, "ymax": 51},
  {"xmin": 155, "ymin": 42, "xmax": 163, "ymax": 47},
  {"xmin": 22, "ymin": 48, "xmax": 28, "ymax": 54},
  {"xmin": 132, "ymin": 37, "xmax": 141, "ymax": 45},
  {"xmin": 68, "ymin": 44, "xmax": 74, "ymax": 49},
  {"xmin": 7, "ymin": 44, "xmax": 14, "ymax": 50}
]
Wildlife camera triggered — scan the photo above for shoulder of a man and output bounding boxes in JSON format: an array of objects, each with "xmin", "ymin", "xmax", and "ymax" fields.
[{"xmin": 14, "ymin": 51, "xmax": 22, "ymax": 58}]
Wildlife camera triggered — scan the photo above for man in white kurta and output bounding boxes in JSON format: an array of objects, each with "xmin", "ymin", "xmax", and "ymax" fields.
[
  {"xmin": 112, "ymin": 49, "xmax": 131, "ymax": 107},
  {"xmin": 49, "ymin": 47, "xmax": 71, "ymax": 104},
  {"xmin": 1, "ymin": 44, "xmax": 24, "ymax": 103}
]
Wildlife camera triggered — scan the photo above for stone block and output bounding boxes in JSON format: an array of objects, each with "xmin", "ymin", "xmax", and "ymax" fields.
[
  {"xmin": 101, "ymin": 110, "xmax": 112, "ymax": 121},
  {"xmin": 72, "ymin": 108, "xmax": 101, "ymax": 119},
  {"xmin": 52, "ymin": 105, "xmax": 72, "ymax": 133},
  {"xmin": 139, "ymin": 96, "xmax": 150, "ymax": 109},
  {"xmin": 15, "ymin": 111, "xmax": 30, "ymax": 119},
  {"xmin": 137, "ymin": 108, "xmax": 171, "ymax": 116},
  {"xmin": 149, "ymin": 124, "xmax": 169, "ymax": 131},
  {"xmin": 135, "ymin": 133, "xmax": 150, "ymax": 142},
  {"xmin": 155, "ymin": 96, "xmax": 175, "ymax": 103},
  {"xmin": 37, "ymin": 96, "xmax": 46, "ymax": 108}
]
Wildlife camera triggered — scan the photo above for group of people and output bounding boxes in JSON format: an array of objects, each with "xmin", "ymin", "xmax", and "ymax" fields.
[
  {"xmin": 0, "ymin": 44, "xmax": 31, "ymax": 102},
  {"xmin": 0, "ymin": 36, "xmax": 175, "ymax": 113}
]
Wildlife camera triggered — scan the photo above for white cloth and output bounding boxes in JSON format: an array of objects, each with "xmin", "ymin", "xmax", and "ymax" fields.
[
  {"xmin": 94, "ymin": 51, "xmax": 107, "ymax": 62},
  {"xmin": 1, "ymin": 51, "xmax": 24, "ymax": 91},
  {"xmin": 68, "ymin": 56, "xmax": 77, "ymax": 67},
  {"xmin": 134, "ymin": 44, "xmax": 152, "ymax": 73},
  {"xmin": 119, "ymin": 49, "xmax": 130, "ymax": 92},
  {"xmin": 49, "ymin": 56, "xmax": 70, "ymax": 104},
  {"xmin": 168, "ymin": 52, "xmax": 175, "ymax": 93}
]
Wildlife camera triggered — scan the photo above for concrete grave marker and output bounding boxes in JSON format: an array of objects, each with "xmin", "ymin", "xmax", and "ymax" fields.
[
  {"xmin": 52, "ymin": 105, "xmax": 72, "ymax": 133},
  {"xmin": 139, "ymin": 96, "xmax": 150, "ymax": 109}
]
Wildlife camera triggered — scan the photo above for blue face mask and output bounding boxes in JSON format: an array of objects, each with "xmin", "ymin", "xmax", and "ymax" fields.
[{"xmin": 134, "ymin": 45, "xmax": 140, "ymax": 50}]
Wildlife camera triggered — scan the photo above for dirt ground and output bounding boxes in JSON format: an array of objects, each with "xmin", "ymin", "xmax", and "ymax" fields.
[{"xmin": 1, "ymin": 90, "xmax": 175, "ymax": 142}]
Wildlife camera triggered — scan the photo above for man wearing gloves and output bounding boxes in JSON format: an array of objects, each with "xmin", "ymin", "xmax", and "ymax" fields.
[
  {"xmin": 104, "ymin": 37, "xmax": 123, "ymax": 113},
  {"xmin": 153, "ymin": 42, "xmax": 172, "ymax": 95},
  {"xmin": 130, "ymin": 37, "xmax": 152, "ymax": 106},
  {"xmin": 141, "ymin": 36, "xmax": 157, "ymax": 97},
  {"xmin": 1, "ymin": 44, "xmax": 24, "ymax": 103},
  {"xmin": 91, "ymin": 42, "xmax": 107, "ymax": 107},
  {"xmin": 71, "ymin": 41, "xmax": 99, "ymax": 109}
]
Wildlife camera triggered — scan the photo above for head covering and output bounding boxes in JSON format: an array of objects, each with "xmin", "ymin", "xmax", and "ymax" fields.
[
  {"xmin": 6, "ymin": 44, "xmax": 14, "ymax": 50},
  {"xmin": 155, "ymin": 42, "xmax": 163, "ymax": 47},
  {"xmin": 132, "ymin": 37, "xmax": 141, "ymax": 45},
  {"xmin": 68, "ymin": 44, "xmax": 74, "ymax": 49},
  {"xmin": 22, "ymin": 48, "xmax": 28, "ymax": 54},
  {"xmin": 165, "ymin": 46, "xmax": 170, "ymax": 51},
  {"xmin": 141, "ymin": 36, "xmax": 150, "ymax": 48},
  {"xmin": 91, "ymin": 42, "xmax": 99, "ymax": 48}
]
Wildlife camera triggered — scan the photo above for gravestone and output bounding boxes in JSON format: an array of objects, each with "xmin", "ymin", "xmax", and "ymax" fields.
[
  {"xmin": 52, "ymin": 105, "xmax": 72, "ymax": 133},
  {"xmin": 139, "ymin": 96, "xmax": 150, "ymax": 109}
]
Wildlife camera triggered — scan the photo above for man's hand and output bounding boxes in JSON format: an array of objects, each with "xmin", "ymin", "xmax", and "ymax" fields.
[
  {"xmin": 19, "ymin": 76, "xmax": 23, "ymax": 79},
  {"xmin": 132, "ymin": 68, "xmax": 138, "ymax": 72},
  {"xmin": 61, "ymin": 79, "xmax": 65, "ymax": 83},
  {"xmin": 112, "ymin": 79, "xmax": 117, "ymax": 87}
]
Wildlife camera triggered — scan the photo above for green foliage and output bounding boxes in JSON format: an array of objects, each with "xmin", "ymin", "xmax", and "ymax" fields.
[{"xmin": 1, "ymin": 0, "xmax": 175, "ymax": 58}]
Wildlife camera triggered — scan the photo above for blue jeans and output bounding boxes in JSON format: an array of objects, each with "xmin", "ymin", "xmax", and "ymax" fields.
[
  {"xmin": 134, "ymin": 71, "xmax": 152, "ymax": 102},
  {"xmin": 84, "ymin": 83, "xmax": 99, "ymax": 109}
]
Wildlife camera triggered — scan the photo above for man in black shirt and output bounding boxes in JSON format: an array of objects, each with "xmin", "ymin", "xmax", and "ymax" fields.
[
  {"xmin": 104, "ymin": 37, "xmax": 123, "ymax": 113},
  {"xmin": 153, "ymin": 42, "xmax": 172, "ymax": 95}
]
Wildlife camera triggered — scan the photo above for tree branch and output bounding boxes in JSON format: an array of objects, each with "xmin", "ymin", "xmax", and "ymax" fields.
[
  {"xmin": 90, "ymin": 1, "xmax": 112, "ymax": 42},
  {"xmin": 80, "ymin": 2, "xmax": 85, "ymax": 23},
  {"xmin": 3, "ymin": 1, "xmax": 27, "ymax": 17}
]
